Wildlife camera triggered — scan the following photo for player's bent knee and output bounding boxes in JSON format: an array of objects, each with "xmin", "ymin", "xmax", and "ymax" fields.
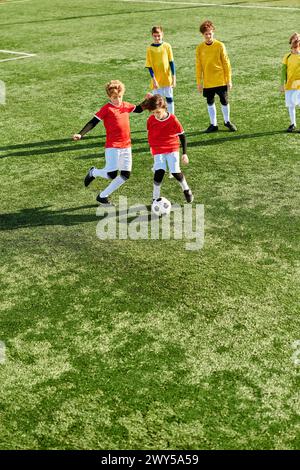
[
  {"xmin": 207, "ymin": 99, "xmax": 215, "ymax": 106},
  {"xmin": 154, "ymin": 169, "xmax": 165, "ymax": 183},
  {"xmin": 172, "ymin": 172, "xmax": 183, "ymax": 181},
  {"xmin": 220, "ymin": 97, "xmax": 228, "ymax": 106},
  {"xmin": 107, "ymin": 170, "xmax": 118, "ymax": 179},
  {"xmin": 120, "ymin": 170, "xmax": 130, "ymax": 180},
  {"xmin": 166, "ymin": 97, "xmax": 173, "ymax": 104}
]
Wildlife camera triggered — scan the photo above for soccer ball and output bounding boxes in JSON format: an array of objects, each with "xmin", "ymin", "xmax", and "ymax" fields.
[{"xmin": 151, "ymin": 197, "xmax": 172, "ymax": 217}]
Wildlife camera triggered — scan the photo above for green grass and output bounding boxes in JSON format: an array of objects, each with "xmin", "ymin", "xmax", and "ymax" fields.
[{"xmin": 0, "ymin": 0, "xmax": 299, "ymax": 450}]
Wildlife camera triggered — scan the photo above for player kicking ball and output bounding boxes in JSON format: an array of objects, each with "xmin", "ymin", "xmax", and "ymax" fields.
[
  {"xmin": 72, "ymin": 80, "xmax": 148, "ymax": 205},
  {"xmin": 144, "ymin": 94, "xmax": 193, "ymax": 204}
]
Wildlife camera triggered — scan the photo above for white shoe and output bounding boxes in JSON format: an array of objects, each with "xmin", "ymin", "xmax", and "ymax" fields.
[{"xmin": 168, "ymin": 173, "xmax": 174, "ymax": 179}]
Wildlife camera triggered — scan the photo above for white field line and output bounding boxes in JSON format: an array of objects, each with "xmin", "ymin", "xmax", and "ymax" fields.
[
  {"xmin": 0, "ymin": 49, "xmax": 36, "ymax": 63},
  {"xmin": 119, "ymin": 0, "xmax": 300, "ymax": 12},
  {"xmin": 0, "ymin": 0, "xmax": 31, "ymax": 5}
]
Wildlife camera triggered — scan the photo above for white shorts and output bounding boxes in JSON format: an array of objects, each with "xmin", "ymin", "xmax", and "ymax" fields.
[
  {"xmin": 104, "ymin": 147, "xmax": 132, "ymax": 172},
  {"xmin": 153, "ymin": 151, "xmax": 180, "ymax": 173},
  {"xmin": 153, "ymin": 86, "xmax": 173, "ymax": 99},
  {"xmin": 285, "ymin": 90, "xmax": 300, "ymax": 107}
]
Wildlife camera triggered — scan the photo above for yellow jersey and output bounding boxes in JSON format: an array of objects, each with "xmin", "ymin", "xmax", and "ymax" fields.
[
  {"xmin": 145, "ymin": 42, "xmax": 174, "ymax": 89},
  {"xmin": 195, "ymin": 39, "xmax": 231, "ymax": 89},
  {"xmin": 282, "ymin": 52, "xmax": 300, "ymax": 90}
]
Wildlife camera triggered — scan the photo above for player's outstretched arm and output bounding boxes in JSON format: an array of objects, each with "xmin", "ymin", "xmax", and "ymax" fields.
[
  {"xmin": 72, "ymin": 116, "xmax": 100, "ymax": 140},
  {"xmin": 133, "ymin": 95, "xmax": 153, "ymax": 113}
]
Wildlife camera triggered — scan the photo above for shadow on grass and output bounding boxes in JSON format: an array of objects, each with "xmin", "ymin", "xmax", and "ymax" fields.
[
  {"xmin": 0, "ymin": 204, "xmax": 157, "ymax": 230},
  {"xmin": 186, "ymin": 130, "xmax": 285, "ymax": 147},
  {"xmin": 0, "ymin": 130, "xmax": 286, "ymax": 159},
  {"xmin": 0, "ymin": 205, "xmax": 98, "ymax": 230},
  {"xmin": 0, "ymin": 135, "xmax": 149, "ymax": 159},
  {"xmin": 0, "ymin": 135, "xmax": 99, "ymax": 152},
  {"xmin": 0, "ymin": 130, "xmax": 146, "ymax": 153}
]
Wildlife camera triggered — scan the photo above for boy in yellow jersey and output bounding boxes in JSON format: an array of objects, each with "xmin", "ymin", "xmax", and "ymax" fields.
[
  {"xmin": 196, "ymin": 20, "xmax": 237, "ymax": 133},
  {"xmin": 146, "ymin": 25, "xmax": 176, "ymax": 115},
  {"xmin": 281, "ymin": 33, "xmax": 300, "ymax": 132}
]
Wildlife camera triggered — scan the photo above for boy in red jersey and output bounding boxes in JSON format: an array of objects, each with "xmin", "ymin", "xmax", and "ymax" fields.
[
  {"xmin": 72, "ymin": 80, "xmax": 148, "ymax": 205},
  {"xmin": 145, "ymin": 94, "xmax": 193, "ymax": 203}
]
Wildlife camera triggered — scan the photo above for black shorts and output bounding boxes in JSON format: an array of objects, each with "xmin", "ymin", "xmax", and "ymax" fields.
[{"xmin": 203, "ymin": 85, "xmax": 228, "ymax": 106}]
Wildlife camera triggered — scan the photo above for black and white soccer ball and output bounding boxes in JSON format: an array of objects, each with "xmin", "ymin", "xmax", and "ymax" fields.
[{"xmin": 151, "ymin": 197, "xmax": 171, "ymax": 216}]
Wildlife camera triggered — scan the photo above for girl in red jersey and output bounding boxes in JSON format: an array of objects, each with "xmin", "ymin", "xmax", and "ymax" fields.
[{"xmin": 145, "ymin": 94, "xmax": 193, "ymax": 204}]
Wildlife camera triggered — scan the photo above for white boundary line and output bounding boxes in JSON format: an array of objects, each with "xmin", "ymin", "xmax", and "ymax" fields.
[
  {"xmin": 0, "ymin": 0, "xmax": 31, "ymax": 5},
  {"xmin": 119, "ymin": 0, "xmax": 300, "ymax": 12},
  {"xmin": 0, "ymin": 49, "xmax": 36, "ymax": 63}
]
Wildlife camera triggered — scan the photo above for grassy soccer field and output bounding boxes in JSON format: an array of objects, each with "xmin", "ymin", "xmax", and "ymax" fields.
[{"xmin": 0, "ymin": 0, "xmax": 299, "ymax": 450}]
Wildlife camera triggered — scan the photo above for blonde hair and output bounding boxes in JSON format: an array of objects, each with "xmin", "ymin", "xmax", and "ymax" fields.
[{"xmin": 105, "ymin": 80, "xmax": 125, "ymax": 97}]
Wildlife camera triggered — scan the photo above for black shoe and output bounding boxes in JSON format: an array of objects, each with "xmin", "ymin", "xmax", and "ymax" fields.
[
  {"xmin": 96, "ymin": 194, "xmax": 113, "ymax": 206},
  {"xmin": 84, "ymin": 166, "xmax": 95, "ymax": 187},
  {"xmin": 287, "ymin": 124, "xmax": 296, "ymax": 133},
  {"xmin": 224, "ymin": 121, "xmax": 237, "ymax": 132},
  {"xmin": 183, "ymin": 189, "xmax": 194, "ymax": 203},
  {"xmin": 204, "ymin": 124, "xmax": 218, "ymax": 133}
]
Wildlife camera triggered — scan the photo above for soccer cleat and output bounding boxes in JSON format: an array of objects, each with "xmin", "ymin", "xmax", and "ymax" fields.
[
  {"xmin": 183, "ymin": 189, "xmax": 194, "ymax": 203},
  {"xmin": 96, "ymin": 194, "xmax": 113, "ymax": 206},
  {"xmin": 84, "ymin": 167, "xmax": 95, "ymax": 187},
  {"xmin": 224, "ymin": 121, "xmax": 237, "ymax": 132},
  {"xmin": 204, "ymin": 124, "xmax": 218, "ymax": 133},
  {"xmin": 286, "ymin": 124, "xmax": 296, "ymax": 133}
]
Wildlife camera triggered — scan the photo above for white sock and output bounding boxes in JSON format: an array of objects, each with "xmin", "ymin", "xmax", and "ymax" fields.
[
  {"xmin": 100, "ymin": 175, "xmax": 127, "ymax": 198},
  {"xmin": 207, "ymin": 104, "xmax": 217, "ymax": 126},
  {"xmin": 221, "ymin": 104, "xmax": 230, "ymax": 123},
  {"xmin": 153, "ymin": 182, "xmax": 161, "ymax": 200},
  {"xmin": 179, "ymin": 177, "xmax": 189, "ymax": 191},
  {"xmin": 92, "ymin": 168, "xmax": 110, "ymax": 179},
  {"xmin": 288, "ymin": 106, "xmax": 296, "ymax": 126},
  {"xmin": 167, "ymin": 101, "xmax": 174, "ymax": 114}
]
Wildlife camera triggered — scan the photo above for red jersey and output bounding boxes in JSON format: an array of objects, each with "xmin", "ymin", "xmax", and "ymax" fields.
[
  {"xmin": 147, "ymin": 113, "xmax": 184, "ymax": 155},
  {"xmin": 95, "ymin": 101, "xmax": 136, "ymax": 148}
]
